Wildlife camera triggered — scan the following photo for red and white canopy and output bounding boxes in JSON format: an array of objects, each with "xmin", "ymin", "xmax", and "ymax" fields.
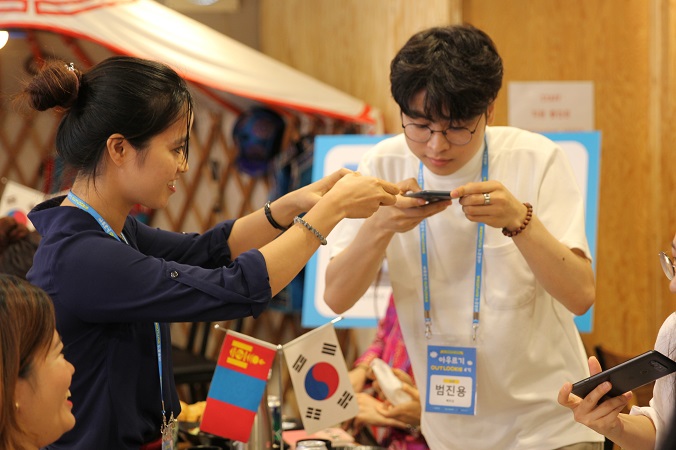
[{"xmin": 0, "ymin": 0, "xmax": 377, "ymax": 124}]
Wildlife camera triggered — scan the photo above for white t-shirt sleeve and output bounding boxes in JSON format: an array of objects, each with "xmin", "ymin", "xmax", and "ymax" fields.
[{"xmin": 533, "ymin": 140, "xmax": 592, "ymax": 260}]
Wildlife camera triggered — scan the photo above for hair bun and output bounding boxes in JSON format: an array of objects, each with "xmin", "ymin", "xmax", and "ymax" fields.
[{"xmin": 24, "ymin": 60, "xmax": 81, "ymax": 111}]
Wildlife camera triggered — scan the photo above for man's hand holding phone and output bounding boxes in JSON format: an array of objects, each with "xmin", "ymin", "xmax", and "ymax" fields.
[{"xmin": 363, "ymin": 180, "xmax": 451, "ymax": 235}]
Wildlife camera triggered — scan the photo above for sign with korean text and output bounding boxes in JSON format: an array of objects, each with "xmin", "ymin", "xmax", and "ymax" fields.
[
  {"xmin": 508, "ymin": 81, "xmax": 594, "ymax": 132},
  {"xmin": 425, "ymin": 345, "xmax": 477, "ymax": 415}
]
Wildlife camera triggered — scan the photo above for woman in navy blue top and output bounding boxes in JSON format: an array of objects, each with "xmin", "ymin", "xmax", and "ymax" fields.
[{"xmin": 17, "ymin": 56, "xmax": 399, "ymax": 449}]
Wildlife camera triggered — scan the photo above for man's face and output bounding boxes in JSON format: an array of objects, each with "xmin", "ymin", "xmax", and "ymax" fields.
[{"xmin": 401, "ymin": 90, "xmax": 493, "ymax": 176}]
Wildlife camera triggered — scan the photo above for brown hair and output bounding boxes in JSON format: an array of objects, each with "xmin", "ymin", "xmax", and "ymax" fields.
[{"xmin": 0, "ymin": 274, "xmax": 56, "ymax": 449}]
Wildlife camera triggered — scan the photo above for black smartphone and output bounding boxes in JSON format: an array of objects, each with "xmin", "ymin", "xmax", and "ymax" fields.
[
  {"xmin": 571, "ymin": 350, "xmax": 676, "ymax": 403},
  {"xmin": 403, "ymin": 190, "xmax": 452, "ymax": 203}
]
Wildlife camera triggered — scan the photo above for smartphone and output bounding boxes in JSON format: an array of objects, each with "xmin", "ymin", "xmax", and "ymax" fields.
[
  {"xmin": 403, "ymin": 190, "xmax": 452, "ymax": 203},
  {"xmin": 571, "ymin": 350, "xmax": 676, "ymax": 402}
]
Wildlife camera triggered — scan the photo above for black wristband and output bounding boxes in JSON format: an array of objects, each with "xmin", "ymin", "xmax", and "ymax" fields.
[{"xmin": 264, "ymin": 201, "xmax": 289, "ymax": 231}]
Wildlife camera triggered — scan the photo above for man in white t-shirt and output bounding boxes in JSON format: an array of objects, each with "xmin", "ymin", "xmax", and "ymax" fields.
[{"xmin": 324, "ymin": 24, "xmax": 604, "ymax": 450}]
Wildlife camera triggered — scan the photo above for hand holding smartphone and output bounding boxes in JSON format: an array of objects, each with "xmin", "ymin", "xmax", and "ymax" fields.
[
  {"xmin": 403, "ymin": 190, "xmax": 452, "ymax": 203},
  {"xmin": 571, "ymin": 350, "xmax": 676, "ymax": 403}
]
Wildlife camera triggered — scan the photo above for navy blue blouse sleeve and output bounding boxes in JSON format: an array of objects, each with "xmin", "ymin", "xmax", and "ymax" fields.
[
  {"xmin": 125, "ymin": 217, "xmax": 234, "ymax": 268},
  {"xmin": 49, "ymin": 217, "xmax": 271, "ymax": 323}
]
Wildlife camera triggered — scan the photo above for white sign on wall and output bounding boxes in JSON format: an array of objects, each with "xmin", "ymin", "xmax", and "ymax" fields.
[{"xmin": 508, "ymin": 81, "xmax": 594, "ymax": 132}]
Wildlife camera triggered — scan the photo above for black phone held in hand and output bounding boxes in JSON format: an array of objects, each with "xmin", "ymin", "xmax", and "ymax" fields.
[
  {"xmin": 571, "ymin": 350, "xmax": 676, "ymax": 403},
  {"xmin": 403, "ymin": 190, "xmax": 452, "ymax": 203}
]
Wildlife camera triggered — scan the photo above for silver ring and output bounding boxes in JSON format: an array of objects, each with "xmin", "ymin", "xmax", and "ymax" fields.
[{"xmin": 483, "ymin": 193, "xmax": 491, "ymax": 205}]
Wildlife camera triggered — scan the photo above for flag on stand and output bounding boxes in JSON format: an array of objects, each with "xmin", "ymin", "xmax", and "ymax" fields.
[
  {"xmin": 200, "ymin": 329, "xmax": 277, "ymax": 443},
  {"xmin": 283, "ymin": 320, "xmax": 358, "ymax": 434}
]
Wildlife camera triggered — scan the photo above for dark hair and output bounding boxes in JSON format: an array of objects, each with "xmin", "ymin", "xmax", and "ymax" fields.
[
  {"xmin": 390, "ymin": 24, "xmax": 503, "ymax": 123},
  {"xmin": 0, "ymin": 217, "xmax": 39, "ymax": 280},
  {"xmin": 17, "ymin": 56, "xmax": 193, "ymax": 180},
  {"xmin": 0, "ymin": 274, "xmax": 56, "ymax": 449},
  {"xmin": 0, "ymin": 237, "xmax": 39, "ymax": 281}
]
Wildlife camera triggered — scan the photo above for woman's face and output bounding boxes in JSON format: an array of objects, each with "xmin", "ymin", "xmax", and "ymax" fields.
[
  {"xmin": 15, "ymin": 330, "xmax": 75, "ymax": 448},
  {"xmin": 122, "ymin": 113, "xmax": 192, "ymax": 210}
]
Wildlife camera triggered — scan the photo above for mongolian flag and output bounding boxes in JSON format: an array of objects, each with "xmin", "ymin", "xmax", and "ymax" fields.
[
  {"xmin": 200, "ymin": 330, "xmax": 277, "ymax": 442},
  {"xmin": 282, "ymin": 320, "xmax": 358, "ymax": 434}
]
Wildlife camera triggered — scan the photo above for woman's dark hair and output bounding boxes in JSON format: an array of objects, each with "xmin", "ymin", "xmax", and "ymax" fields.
[
  {"xmin": 0, "ymin": 236, "xmax": 39, "ymax": 280},
  {"xmin": 0, "ymin": 217, "xmax": 40, "ymax": 280},
  {"xmin": 0, "ymin": 274, "xmax": 56, "ymax": 449},
  {"xmin": 17, "ymin": 56, "xmax": 193, "ymax": 180},
  {"xmin": 390, "ymin": 24, "xmax": 503, "ymax": 123}
]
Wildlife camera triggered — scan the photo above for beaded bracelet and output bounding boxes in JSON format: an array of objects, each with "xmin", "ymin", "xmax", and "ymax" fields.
[
  {"xmin": 502, "ymin": 202, "xmax": 533, "ymax": 237},
  {"xmin": 294, "ymin": 216, "xmax": 327, "ymax": 245},
  {"xmin": 407, "ymin": 424, "xmax": 421, "ymax": 438},
  {"xmin": 264, "ymin": 201, "xmax": 290, "ymax": 231}
]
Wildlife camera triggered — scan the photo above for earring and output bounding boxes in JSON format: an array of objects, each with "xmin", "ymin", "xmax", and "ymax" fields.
[{"xmin": 15, "ymin": 402, "xmax": 19, "ymax": 410}]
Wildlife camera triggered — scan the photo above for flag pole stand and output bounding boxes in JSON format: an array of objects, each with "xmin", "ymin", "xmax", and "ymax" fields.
[{"xmin": 269, "ymin": 344, "xmax": 284, "ymax": 449}]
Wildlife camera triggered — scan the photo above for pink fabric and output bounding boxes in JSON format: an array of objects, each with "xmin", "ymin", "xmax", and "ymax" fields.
[{"xmin": 354, "ymin": 296, "xmax": 411, "ymax": 378}]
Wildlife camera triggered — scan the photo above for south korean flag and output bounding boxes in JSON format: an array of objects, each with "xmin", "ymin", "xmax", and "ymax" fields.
[{"xmin": 282, "ymin": 319, "xmax": 358, "ymax": 434}]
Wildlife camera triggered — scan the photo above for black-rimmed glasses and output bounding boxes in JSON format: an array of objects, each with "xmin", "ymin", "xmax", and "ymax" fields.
[
  {"xmin": 659, "ymin": 251, "xmax": 675, "ymax": 280},
  {"xmin": 402, "ymin": 112, "xmax": 485, "ymax": 146}
]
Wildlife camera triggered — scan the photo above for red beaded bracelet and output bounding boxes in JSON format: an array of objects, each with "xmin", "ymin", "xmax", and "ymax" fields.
[{"xmin": 502, "ymin": 202, "xmax": 533, "ymax": 237}]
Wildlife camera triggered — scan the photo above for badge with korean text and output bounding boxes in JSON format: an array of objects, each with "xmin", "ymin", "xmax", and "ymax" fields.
[{"xmin": 425, "ymin": 345, "xmax": 477, "ymax": 415}]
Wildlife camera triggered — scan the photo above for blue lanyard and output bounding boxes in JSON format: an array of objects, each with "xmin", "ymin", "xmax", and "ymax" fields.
[
  {"xmin": 67, "ymin": 191, "xmax": 168, "ymax": 417},
  {"xmin": 67, "ymin": 191, "xmax": 119, "ymax": 240},
  {"xmin": 417, "ymin": 138, "xmax": 488, "ymax": 341}
]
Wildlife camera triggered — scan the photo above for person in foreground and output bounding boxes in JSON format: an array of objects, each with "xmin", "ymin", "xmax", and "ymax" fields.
[
  {"xmin": 16, "ymin": 56, "xmax": 399, "ymax": 449},
  {"xmin": 558, "ymin": 232, "xmax": 676, "ymax": 450},
  {"xmin": 324, "ymin": 24, "xmax": 602, "ymax": 449},
  {"xmin": 0, "ymin": 274, "xmax": 75, "ymax": 450}
]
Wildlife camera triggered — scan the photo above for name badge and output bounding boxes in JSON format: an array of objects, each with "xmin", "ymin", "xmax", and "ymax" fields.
[
  {"xmin": 161, "ymin": 413, "xmax": 176, "ymax": 450},
  {"xmin": 425, "ymin": 345, "xmax": 477, "ymax": 415}
]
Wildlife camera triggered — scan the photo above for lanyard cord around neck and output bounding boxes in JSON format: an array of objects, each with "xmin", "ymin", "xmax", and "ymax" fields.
[
  {"xmin": 417, "ymin": 137, "xmax": 488, "ymax": 342},
  {"xmin": 67, "ymin": 190, "xmax": 168, "ymax": 417}
]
